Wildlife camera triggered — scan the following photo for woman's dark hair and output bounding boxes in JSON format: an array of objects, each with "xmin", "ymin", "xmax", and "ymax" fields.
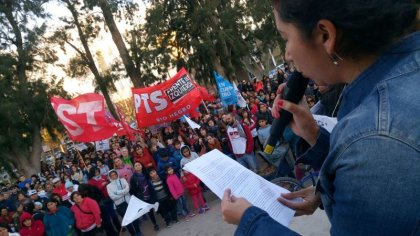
[
  {"xmin": 133, "ymin": 161, "xmax": 144, "ymax": 170},
  {"xmin": 88, "ymin": 167, "xmax": 99, "ymax": 179},
  {"xmin": 70, "ymin": 191, "xmax": 81, "ymax": 202},
  {"xmin": 272, "ymin": 0, "xmax": 418, "ymax": 56}
]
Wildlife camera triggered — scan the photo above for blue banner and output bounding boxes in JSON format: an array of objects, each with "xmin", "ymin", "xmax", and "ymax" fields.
[{"xmin": 213, "ymin": 71, "xmax": 237, "ymax": 107}]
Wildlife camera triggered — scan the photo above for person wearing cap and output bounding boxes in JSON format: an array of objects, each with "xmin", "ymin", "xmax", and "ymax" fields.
[
  {"xmin": 28, "ymin": 190, "xmax": 47, "ymax": 213},
  {"xmin": 43, "ymin": 199, "xmax": 75, "ymax": 236},
  {"xmin": 52, "ymin": 178, "xmax": 71, "ymax": 208},
  {"xmin": 64, "ymin": 181, "xmax": 79, "ymax": 205},
  {"xmin": 32, "ymin": 202, "xmax": 45, "ymax": 222},
  {"xmin": 19, "ymin": 211, "xmax": 45, "ymax": 236}
]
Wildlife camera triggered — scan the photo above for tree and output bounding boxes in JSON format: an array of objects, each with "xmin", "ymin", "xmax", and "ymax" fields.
[
  {"xmin": 52, "ymin": 0, "xmax": 119, "ymax": 119},
  {"xmin": 0, "ymin": 0, "xmax": 67, "ymax": 176},
  {"xmin": 83, "ymin": 0, "xmax": 146, "ymax": 88},
  {"xmin": 143, "ymin": 0, "xmax": 283, "ymax": 84}
]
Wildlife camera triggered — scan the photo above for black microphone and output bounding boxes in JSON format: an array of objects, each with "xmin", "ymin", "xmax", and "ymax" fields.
[{"xmin": 264, "ymin": 71, "xmax": 309, "ymax": 154}]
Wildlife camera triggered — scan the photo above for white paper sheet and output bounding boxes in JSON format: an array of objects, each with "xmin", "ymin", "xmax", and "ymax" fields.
[
  {"xmin": 122, "ymin": 196, "xmax": 159, "ymax": 226},
  {"xmin": 184, "ymin": 150, "xmax": 295, "ymax": 226},
  {"xmin": 313, "ymin": 115, "xmax": 338, "ymax": 133}
]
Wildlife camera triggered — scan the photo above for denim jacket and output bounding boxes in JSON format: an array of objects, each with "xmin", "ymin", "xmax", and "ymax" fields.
[{"xmin": 236, "ymin": 32, "xmax": 420, "ymax": 236}]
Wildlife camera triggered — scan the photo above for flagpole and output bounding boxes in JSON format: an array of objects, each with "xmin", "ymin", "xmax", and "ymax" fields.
[
  {"xmin": 75, "ymin": 148, "xmax": 87, "ymax": 169},
  {"xmin": 201, "ymin": 100, "xmax": 209, "ymax": 114}
]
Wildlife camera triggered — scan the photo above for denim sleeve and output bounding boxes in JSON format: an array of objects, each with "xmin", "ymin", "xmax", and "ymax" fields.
[
  {"xmin": 235, "ymin": 206, "xmax": 300, "ymax": 236},
  {"xmin": 295, "ymin": 127, "xmax": 330, "ymax": 169},
  {"xmin": 324, "ymin": 136, "xmax": 420, "ymax": 236}
]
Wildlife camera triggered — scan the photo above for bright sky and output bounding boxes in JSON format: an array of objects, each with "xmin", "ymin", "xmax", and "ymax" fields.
[{"xmin": 43, "ymin": 0, "xmax": 149, "ymax": 101}]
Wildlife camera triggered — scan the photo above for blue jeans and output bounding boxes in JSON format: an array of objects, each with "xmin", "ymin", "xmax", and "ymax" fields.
[
  {"xmin": 176, "ymin": 195, "xmax": 189, "ymax": 216},
  {"xmin": 236, "ymin": 153, "xmax": 257, "ymax": 172}
]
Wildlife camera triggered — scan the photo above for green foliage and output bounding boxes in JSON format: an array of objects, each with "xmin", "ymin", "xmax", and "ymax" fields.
[
  {"xmin": 143, "ymin": 0, "xmax": 284, "ymax": 83},
  {"xmin": 0, "ymin": 0, "xmax": 67, "ymax": 169}
]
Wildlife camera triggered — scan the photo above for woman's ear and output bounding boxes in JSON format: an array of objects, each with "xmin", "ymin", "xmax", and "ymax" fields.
[{"xmin": 315, "ymin": 19, "xmax": 337, "ymax": 55}]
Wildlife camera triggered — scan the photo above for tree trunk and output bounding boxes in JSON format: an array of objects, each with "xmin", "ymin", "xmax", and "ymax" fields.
[
  {"xmin": 29, "ymin": 126, "xmax": 42, "ymax": 175},
  {"xmin": 98, "ymin": 0, "xmax": 142, "ymax": 88},
  {"xmin": 212, "ymin": 57, "xmax": 227, "ymax": 78},
  {"xmin": 65, "ymin": 0, "xmax": 119, "ymax": 120}
]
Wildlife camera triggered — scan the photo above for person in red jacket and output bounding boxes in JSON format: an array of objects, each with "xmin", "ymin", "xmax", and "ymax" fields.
[
  {"xmin": 182, "ymin": 171, "xmax": 209, "ymax": 214},
  {"xmin": 19, "ymin": 212, "xmax": 45, "ymax": 236},
  {"xmin": 70, "ymin": 192, "xmax": 101, "ymax": 235},
  {"xmin": 87, "ymin": 167, "xmax": 121, "ymax": 236},
  {"xmin": 52, "ymin": 178, "xmax": 70, "ymax": 208},
  {"xmin": 132, "ymin": 145, "xmax": 157, "ymax": 170}
]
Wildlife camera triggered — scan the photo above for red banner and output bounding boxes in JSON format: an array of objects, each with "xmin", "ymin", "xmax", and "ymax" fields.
[
  {"xmin": 132, "ymin": 68, "xmax": 207, "ymax": 127},
  {"xmin": 50, "ymin": 93, "xmax": 118, "ymax": 142},
  {"xmin": 198, "ymin": 85, "xmax": 215, "ymax": 102},
  {"xmin": 116, "ymin": 107, "xmax": 139, "ymax": 141}
]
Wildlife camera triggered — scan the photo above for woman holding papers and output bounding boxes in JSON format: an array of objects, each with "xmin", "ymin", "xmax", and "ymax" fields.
[{"xmin": 222, "ymin": 1, "xmax": 420, "ymax": 235}]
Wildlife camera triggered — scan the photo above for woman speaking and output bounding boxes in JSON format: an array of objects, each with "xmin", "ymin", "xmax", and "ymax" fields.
[{"xmin": 221, "ymin": 1, "xmax": 420, "ymax": 235}]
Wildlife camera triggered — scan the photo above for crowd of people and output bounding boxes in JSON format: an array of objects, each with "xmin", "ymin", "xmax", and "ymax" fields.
[{"xmin": 0, "ymin": 67, "xmax": 331, "ymax": 236}]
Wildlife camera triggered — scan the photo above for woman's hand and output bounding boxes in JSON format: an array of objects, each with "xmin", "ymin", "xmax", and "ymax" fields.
[
  {"xmin": 278, "ymin": 186, "xmax": 321, "ymax": 216},
  {"xmin": 221, "ymin": 189, "xmax": 252, "ymax": 225},
  {"xmin": 271, "ymin": 83, "xmax": 320, "ymax": 146}
]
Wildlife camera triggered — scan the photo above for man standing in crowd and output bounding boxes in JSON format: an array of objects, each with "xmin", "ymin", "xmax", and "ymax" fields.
[{"xmin": 225, "ymin": 113, "xmax": 257, "ymax": 172}]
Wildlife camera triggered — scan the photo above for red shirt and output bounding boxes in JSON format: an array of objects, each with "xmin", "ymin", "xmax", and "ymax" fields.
[
  {"xmin": 53, "ymin": 184, "xmax": 69, "ymax": 201},
  {"xmin": 133, "ymin": 147, "xmax": 157, "ymax": 169},
  {"xmin": 182, "ymin": 173, "xmax": 202, "ymax": 195},
  {"xmin": 88, "ymin": 175, "xmax": 109, "ymax": 198},
  {"xmin": 71, "ymin": 197, "xmax": 101, "ymax": 231}
]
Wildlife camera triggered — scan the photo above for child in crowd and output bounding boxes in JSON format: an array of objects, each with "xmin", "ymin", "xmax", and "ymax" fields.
[
  {"xmin": 182, "ymin": 170, "xmax": 209, "ymax": 214},
  {"xmin": 148, "ymin": 169, "xmax": 178, "ymax": 228},
  {"xmin": 179, "ymin": 146, "xmax": 199, "ymax": 168},
  {"xmin": 165, "ymin": 166, "xmax": 194, "ymax": 221}
]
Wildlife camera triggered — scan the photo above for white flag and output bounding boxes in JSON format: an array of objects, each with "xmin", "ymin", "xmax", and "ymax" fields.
[
  {"xmin": 233, "ymin": 82, "xmax": 247, "ymax": 108},
  {"xmin": 121, "ymin": 196, "xmax": 159, "ymax": 226},
  {"xmin": 184, "ymin": 115, "xmax": 201, "ymax": 129}
]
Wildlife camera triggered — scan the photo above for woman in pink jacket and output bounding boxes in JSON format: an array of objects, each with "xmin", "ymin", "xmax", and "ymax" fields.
[{"xmin": 165, "ymin": 167, "xmax": 195, "ymax": 220}]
